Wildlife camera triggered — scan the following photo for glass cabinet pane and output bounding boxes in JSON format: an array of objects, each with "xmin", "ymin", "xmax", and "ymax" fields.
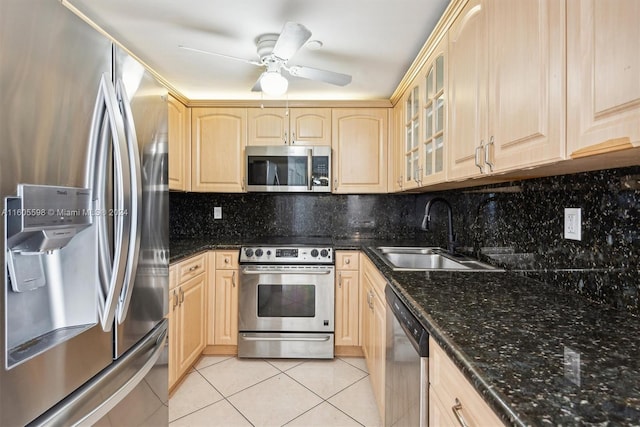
[
  {"xmin": 426, "ymin": 66, "xmax": 434, "ymax": 98},
  {"xmin": 435, "ymin": 136, "xmax": 444, "ymax": 173},
  {"xmin": 424, "ymin": 141, "xmax": 433, "ymax": 176},
  {"xmin": 435, "ymin": 56, "xmax": 444, "ymax": 92},
  {"xmin": 425, "ymin": 103, "xmax": 433, "ymax": 138},
  {"xmin": 435, "ymin": 94, "xmax": 444, "ymax": 133}
]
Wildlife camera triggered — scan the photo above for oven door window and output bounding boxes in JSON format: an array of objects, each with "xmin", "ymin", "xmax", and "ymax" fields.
[{"xmin": 257, "ymin": 284, "xmax": 315, "ymax": 317}]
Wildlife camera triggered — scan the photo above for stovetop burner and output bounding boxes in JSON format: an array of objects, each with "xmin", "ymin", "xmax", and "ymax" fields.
[{"xmin": 240, "ymin": 236, "xmax": 334, "ymax": 264}]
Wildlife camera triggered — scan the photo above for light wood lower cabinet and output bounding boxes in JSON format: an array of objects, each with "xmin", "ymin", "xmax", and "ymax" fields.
[
  {"xmin": 168, "ymin": 254, "xmax": 207, "ymax": 391},
  {"xmin": 429, "ymin": 336, "xmax": 505, "ymax": 426},
  {"xmin": 360, "ymin": 255, "xmax": 387, "ymax": 421},
  {"xmin": 203, "ymin": 250, "xmax": 240, "ymax": 354},
  {"xmin": 213, "ymin": 250, "xmax": 239, "ymax": 346},
  {"xmin": 335, "ymin": 251, "xmax": 360, "ymax": 349}
]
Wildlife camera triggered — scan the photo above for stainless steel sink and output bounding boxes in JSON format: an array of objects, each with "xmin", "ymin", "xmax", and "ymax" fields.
[{"xmin": 372, "ymin": 246, "xmax": 502, "ymax": 272}]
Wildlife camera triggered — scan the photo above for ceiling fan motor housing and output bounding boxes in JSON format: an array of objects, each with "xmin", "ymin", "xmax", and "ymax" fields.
[{"xmin": 256, "ymin": 34, "xmax": 279, "ymax": 62}]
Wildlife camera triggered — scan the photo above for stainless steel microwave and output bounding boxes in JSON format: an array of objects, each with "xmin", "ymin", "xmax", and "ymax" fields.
[{"xmin": 245, "ymin": 145, "xmax": 331, "ymax": 192}]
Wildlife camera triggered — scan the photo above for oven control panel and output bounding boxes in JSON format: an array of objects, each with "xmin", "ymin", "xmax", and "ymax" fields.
[{"xmin": 240, "ymin": 246, "xmax": 333, "ymax": 264}]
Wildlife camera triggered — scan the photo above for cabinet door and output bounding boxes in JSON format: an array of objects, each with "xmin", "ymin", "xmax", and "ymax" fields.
[
  {"xmin": 488, "ymin": 0, "xmax": 565, "ymax": 171},
  {"xmin": 370, "ymin": 286, "xmax": 386, "ymax": 419},
  {"xmin": 168, "ymin": 95, "xmax": 191, "ymax": 191},
  {"xmin": 168, "ymin": 287, "xmax": 179, "ymax": 390},
  {"xmin": 289, "ymin": 108, "xmax": 331, "ymax": 145},
  {"xmin": 191, "ymin": 108, "xmax": 246, "ymax": 192},
  {"xmin": 177, "ymin": 274, "xmax": 206, "ymax": 375},
  {"xmin": 390, "ymin": 101, "xmax": 404, "ymax": 192},
  {"xmin": 335, "ymin": 270, "xmax": 359, "ymax": 346},
  {"xmin": 360, "ymin": 256, "xmax": 386, "ymax": 421},
  {"xmin": 421, "ymin": 34, "xmax": 448, "ymax": 186},
  {"xmin": 247, "ymin": 108, "xmax": 289, "ymax": 146},
  {"xmin": 214, "ymin": 269, "xmax": 238, "ymax": 346},
  {"xmin": 567, "ymin": 0, "xmax": 640, "ymax": 156},
  {"xmin": 447, "ymin": 0, "xmax": 488, "ymax": 180},
  {"xmin": 332, "ymin": 109, "xmax": 388, "ymax": 193},
  {"xmin": 402, "ymin": 86, "xmax": 421, "ymax": 190}
]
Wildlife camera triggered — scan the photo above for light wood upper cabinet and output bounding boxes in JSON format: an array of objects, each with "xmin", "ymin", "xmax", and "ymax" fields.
[
  {"xmin": 191, "ymin": 108, "xmax": 246, "ymax": 192},
  {"xmin": 397, "ymin": 34, "xmax": 448, "ymax": 190},
  {"xmin": 168, "ymin": 95, "xmax": 191, "ymax": 191},
  {"xmin": 332, "ymin": 108, "xmax": 389, "ymax": 193},
  {"xmin": 448, "ymin": 0, "xmax": 565, "ymax": 180},
  {"xmin": 567, "ymin": 0, "xmax": 640, "ymax": 157},
  {"xmin": 247, "ymin": 108, "xmax": 331, "ymax": 146},
  {"xmin": 390, "ymin": 101, "xmax": 404, "ymax": 192}
]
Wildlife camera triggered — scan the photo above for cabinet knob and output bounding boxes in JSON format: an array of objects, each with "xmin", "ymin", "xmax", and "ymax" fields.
[
  {"xmin": 224, "ymin": 257, "xmax": 230, "ymax": 264},
  {"xmin": 345, "ymin": 258, "xmax": 350, "ymax": 265},
  {"xmin": 232, "ymin": 271, "xmax": 236, "ymax": 287}
]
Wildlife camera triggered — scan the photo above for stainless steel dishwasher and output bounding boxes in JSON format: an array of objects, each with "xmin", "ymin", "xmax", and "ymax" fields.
[{"xmin": 385, "ymin": 284, "xmax": 429, "ymax": 427}]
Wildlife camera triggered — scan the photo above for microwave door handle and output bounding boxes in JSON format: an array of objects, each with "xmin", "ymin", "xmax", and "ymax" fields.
[{"xmin": 307, "ymin": 148, "xmax": 313, "ymax": 190}]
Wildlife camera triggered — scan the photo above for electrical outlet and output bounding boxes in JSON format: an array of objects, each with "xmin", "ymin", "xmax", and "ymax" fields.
[
  {"xmin": 564, "ymin": 346, "xmax": 581, "ymax": 386},
  {"xmin": 564, "ymin": 208, "xmax": 581, "ymax": 240},
  {"xmin": 214, "ymin": 206, "xmax": 222, "ymax": 220}
]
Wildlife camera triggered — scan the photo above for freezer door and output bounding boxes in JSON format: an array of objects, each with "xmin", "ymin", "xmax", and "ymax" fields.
[
  {"xmin": 113, "ymin": 47, "xmax": 169, "ymax": 358},
  {"xmin": 0, "ymin": 1, "xmax": 113, "ymax": 426}
]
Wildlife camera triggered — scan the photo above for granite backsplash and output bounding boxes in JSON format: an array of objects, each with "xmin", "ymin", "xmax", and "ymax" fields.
[{"xmin": 170, "ymin": 165, "xmax": 640, "ymax": 313}]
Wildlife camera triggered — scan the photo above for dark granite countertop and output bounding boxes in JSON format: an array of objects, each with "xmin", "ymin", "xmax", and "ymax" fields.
[{"xmin": 170, "ymin": 238, "xmax": 640, "ymax": 426}]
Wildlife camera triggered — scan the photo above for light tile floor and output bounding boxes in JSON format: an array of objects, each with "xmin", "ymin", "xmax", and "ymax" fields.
[{"xmin": 169, "ymin": 356, "xmax": 382, "ymax": 427}]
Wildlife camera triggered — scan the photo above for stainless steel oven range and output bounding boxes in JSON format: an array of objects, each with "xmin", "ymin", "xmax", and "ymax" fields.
[{"xmin": 238, "ymin": 238, "xmax": 335, "ymax": 359}]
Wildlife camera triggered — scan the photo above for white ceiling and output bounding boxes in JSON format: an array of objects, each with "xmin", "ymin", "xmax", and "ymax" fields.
[{"xmin": 67, "ymin": 0, "xmax": 450, "ymax": 101}]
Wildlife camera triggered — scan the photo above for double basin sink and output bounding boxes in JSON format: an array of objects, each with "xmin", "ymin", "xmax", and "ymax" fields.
[{"xmin": 371, "ymin": 246, "xmax": 503, "ymax": 272}]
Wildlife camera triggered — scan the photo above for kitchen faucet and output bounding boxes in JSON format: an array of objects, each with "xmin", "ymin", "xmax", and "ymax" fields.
[{"xmin": 421, "ymin": 197, "xmax": 456, "ymax": 254}]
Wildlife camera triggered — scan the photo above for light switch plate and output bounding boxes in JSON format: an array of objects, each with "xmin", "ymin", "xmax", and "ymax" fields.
[
  {"xmin": 564, "ymin": 208, "xmax": 581, "ymax": 240},
  {"xmin": 214, "ymin": 206, "xmax": 222, "ymax": 220}
]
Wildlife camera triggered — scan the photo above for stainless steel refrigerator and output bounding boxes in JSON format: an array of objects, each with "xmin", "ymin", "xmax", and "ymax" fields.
[{"xmin": 0, "ymin": 0, "xmax": 169, "ymax": 425}]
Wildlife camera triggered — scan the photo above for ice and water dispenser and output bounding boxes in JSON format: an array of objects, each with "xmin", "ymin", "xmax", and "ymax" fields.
[{"xmin": 4, "ymin": 184, "xmax": 97, "ymax": 368}]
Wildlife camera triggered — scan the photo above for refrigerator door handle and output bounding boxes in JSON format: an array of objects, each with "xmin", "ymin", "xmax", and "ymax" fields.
[
  {"xmin": 86, "ymin": 73, "xmax": 132, "ymax": 332},
  {"xmin": 114, "ymin": 79, "xmax": 142, "ymax": 324},
  {"xmin": 28, "ymin": 320, "xmax": 168, "ymax": 427}
]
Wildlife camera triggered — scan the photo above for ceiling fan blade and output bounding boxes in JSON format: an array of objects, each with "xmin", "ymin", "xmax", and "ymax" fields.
[
  {"xmin": 178, "ymin": 45, "xmax": 262, "ymax": 66},
  {"xmin": 251, "ymin": 74, "xmax": 263, "ymax": 92},
  {"xmin": 287, "ymin": 65, "xmax": 352, "ymax": 86},
  {"xmin": 272, "ymin": 22, "xmax": 312, "ymax": 61}
]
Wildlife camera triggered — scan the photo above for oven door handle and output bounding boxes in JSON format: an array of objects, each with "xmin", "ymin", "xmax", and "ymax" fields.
[
  {"xmin": 240, "ymin": 267, "xmax": 334, "ymax": 275},
  {"xmin": 240, "ymin": 334, "xmax": 331, "ymax": 342}
]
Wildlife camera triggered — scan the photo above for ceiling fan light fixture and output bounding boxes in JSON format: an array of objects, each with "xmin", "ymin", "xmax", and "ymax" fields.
[{"xmin": 260, "ymin": 71, "xmax": 288, "ymax": 96}]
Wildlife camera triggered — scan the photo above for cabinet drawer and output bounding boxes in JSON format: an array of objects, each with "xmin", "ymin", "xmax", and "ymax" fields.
[
  {"xmin": 336, "ymin": 251, "xmax": 360, "ymax": 270},
  {"xmin": 178, "ymin": 253, "xmax": 206, "ymax": 283},
  {"xmin": 429, "ymin": 337, "xmax": 504, "ymax": 426},
  {"xmin": 215, "ymin": 250, "xmax": 239, "ymax": 269}
]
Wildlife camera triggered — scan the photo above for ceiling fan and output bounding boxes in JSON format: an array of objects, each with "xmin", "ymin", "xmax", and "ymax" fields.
[{"xmin": 179, "ymin": 22, "xmax": 352, "ymax": 96}]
